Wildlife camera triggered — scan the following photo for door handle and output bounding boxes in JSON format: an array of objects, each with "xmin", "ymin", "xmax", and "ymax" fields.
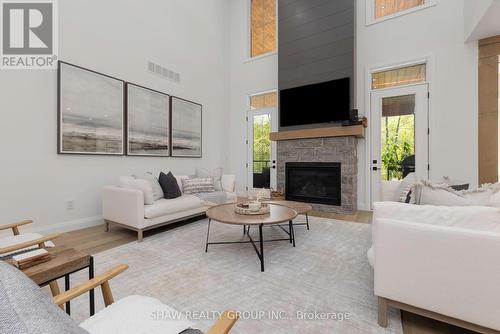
[{"xmin": 272, "ymin": 165, "xmax": 276, "ymax": 169}]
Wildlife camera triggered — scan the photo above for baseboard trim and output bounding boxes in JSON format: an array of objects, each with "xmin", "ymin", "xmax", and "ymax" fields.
[{"xmin": 34, "ymin": 216, "xmax": 103, "ymax": 234}]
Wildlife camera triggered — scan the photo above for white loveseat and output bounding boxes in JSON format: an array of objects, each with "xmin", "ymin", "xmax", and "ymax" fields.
[
  {"xmin": 102, "ymin": 174, "xmax": 237, "ymax": 242},
  {"xmin": 371, "ymin": 201, "xmax": 500, "ymax": 333}
]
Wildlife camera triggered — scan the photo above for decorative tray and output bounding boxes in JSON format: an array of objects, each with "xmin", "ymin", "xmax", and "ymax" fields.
[{"xmin": 234, "ymin": 203, "xmax": 270, "ymax": 215}]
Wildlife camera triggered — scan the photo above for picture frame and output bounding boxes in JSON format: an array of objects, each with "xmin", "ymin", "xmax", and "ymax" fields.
[
  {"xmin": 170, "ymin": 96, "xmax": 202, "ymax": 158},
  {"xmin": 126, "ymin": 83, "xmax": 170, "ymax": 157},
  {"xmin": 58, "ymin": 61, "xmax": 125, "ymax": 155}
]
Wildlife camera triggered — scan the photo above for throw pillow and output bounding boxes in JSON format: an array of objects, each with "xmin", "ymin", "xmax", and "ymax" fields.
[
  {"xmin": 119, "ymin": 175, "xmax": 136, "ymax": 188},
  {"xmin": 182, "ymin": 177, "xmax": 216, "ymax": 194},
  {"xmin": 139, "ymin": 172, "xmax": 164, "ymax": 201},
  {"xmin": 196, "ymin": 168, "xmax": 222, "ymax": 191},
  {"xmin": 411, "ymin": 181, "xmax": 500, "ymax": 206},
  {"xmin": 125, "ymin": 179, "xmax": 155, "ymax": 205},
  {"xmin": 0, "ymin": 261, "xmax": 88, "ymax": 334},
  {"xmin": 159, "ymin": 172, "xmax": 182, "ymax": 199},
  {"xmin": 397, "ymin": 173, "xmax": 417, "ymax": 203}
]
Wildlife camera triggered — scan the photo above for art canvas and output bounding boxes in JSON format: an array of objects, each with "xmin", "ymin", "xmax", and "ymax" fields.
[
  {"xmin": 127, "ymin": 84, "xmax": 169, "ymax": 156},
  {"xmin": 58, "ymin": 62, "xmax": 124, "ymax": 155},
  {"xmin": 171, "ymin": 97, "xmax": 202, "ymax": 157}
]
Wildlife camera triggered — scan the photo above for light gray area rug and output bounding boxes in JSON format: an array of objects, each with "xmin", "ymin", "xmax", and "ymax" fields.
[{"xmin": 64, "ymin": 216, "xmax": 403, "ymax": 334}]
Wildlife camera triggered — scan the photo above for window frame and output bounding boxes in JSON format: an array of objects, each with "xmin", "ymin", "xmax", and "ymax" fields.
[
  {"xmin": 365, "ymin": 0, "xmax": 437, "ymax": 26},
  {"xmin": 247, "ymin": 0, "xmax": 278, "ymax": 61}
]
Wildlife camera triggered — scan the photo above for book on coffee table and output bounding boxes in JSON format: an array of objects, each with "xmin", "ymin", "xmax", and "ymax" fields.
[{"xmin": 12, "ymin": 249, "xmax": 51, "ymax": 269}]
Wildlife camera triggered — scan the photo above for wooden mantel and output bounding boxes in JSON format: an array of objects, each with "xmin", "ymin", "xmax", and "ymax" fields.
[{"xmin": 270, "ymin": 124, "xmax": 365, "ymax": 141}]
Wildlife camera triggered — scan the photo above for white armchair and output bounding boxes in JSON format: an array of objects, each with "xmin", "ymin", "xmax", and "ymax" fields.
[{"xmin": 372, "ymin": 202, "xmax": 500, "ymax": 333}]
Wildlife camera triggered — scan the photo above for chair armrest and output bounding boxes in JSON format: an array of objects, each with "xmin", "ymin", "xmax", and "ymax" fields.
[
  {"xmin": 53, "ymin": 264, "xmax": 128, "ymax": 306},
  {"xmin": 102, "ymin": 186, "xmax": 145, "ymax": 229},
  {"xmin": 0, "ymin": 220, "xmax": 32, "ymax": 235},
  {"xmin": 207, "ymin": 310, "xmax": 238, "ymax": 334},
  {"xmin": 0, "ymin": 232, "xmax": 62, "ymax": 255},
  {"xmin": 221, "ymin": 175, "xmax": 236, "ymax": 193}
]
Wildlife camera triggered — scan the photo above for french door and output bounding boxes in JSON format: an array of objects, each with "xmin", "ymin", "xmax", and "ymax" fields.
[
  {"xmin": 370, "ymin": 84, "xmax": 429, "ymax": 204},
  {"xmin": 247, "ymin": 108, "xmax": 278, "ymax": 194}
]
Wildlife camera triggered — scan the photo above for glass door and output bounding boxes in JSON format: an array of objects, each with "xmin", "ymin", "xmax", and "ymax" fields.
[
  {"xmin": 247, "ymin": 108, "xmax": 277, "ymax": 194},
  {"xmin": 370, "ymin": 84, "xmax": 429, "ymax": 204}
]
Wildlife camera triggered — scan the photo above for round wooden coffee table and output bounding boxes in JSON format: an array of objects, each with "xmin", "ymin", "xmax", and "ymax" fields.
[
  {"xmin": 205, "ymin": 203, "xmax": 297, "ymax": 272},
  {"xmin": 265, "ymin": 200, "xmax": 313, "ymax": 230}
]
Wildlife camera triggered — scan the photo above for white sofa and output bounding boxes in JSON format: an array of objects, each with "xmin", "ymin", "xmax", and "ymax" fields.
[
  {"xmin": 102, "ymin": 174, "xmax": 237, "ymax": 242},
  {"xmin": 371, "ymin": 201, "xmax": 500, "ymax": 333}
]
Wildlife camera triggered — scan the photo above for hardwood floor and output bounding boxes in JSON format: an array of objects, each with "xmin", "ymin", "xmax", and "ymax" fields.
[{"xmin": 56, "ymin": 212, "xmax": 477, "ymax": 334}]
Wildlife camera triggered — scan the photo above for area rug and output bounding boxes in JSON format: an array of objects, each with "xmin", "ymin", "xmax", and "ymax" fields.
[{"xmin": 65, "ymin": 216, "xmax": 403, "ymax": 333}]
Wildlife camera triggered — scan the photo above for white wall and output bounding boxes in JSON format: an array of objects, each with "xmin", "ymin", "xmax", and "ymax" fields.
[
  {"xmin": 0, "ymin": 0, "xmax": 230, "ymax": 233},
  {"xmin": 228, "ymin": 0, "xmax": 278, "ymax": 195},
  {"xmin": 357, "ymin": 0, "xmax": 479, "ymax": 208}
]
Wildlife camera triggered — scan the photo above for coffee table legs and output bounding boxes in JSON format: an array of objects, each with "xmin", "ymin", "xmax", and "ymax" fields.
[
  {"xmin": 259, "ymin": 224, "xmax": 264, "ymax": 272},
  {"xmin": 306, "ymin": 213, "xmax": 310, "ymax": 230},
  {"xmin": 288, "ymin": 220, "xmax": 295, "ymax": 247},
  {"xmin": 205, "ymin": 218, "xmax": 211, "ymax": 252}
]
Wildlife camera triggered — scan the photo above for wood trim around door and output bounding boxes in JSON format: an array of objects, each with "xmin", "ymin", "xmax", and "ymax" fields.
[{"xmin": 478, "ymin": 37, "xmax": 500, "ymax": 184}]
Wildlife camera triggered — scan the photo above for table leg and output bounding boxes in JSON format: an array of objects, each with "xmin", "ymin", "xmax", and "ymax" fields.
[
  {"xmin": 288, "ymin": 220, "xmax": 293, "ymax": 243},
  {"xmin": 243, "ymin": 225, "xmax": 246, "ymax": 235},
  {"xmin": 291, "ymin": 222, "xmax": 296, "ymax": 247},
  {"xmin": 89, "ymin": 256, "xmax": 95, "ymax": 316},
  {"xmin": 205, "ymin": 218, "xmax": 211, "ymax": 252},
  {"xmin": 306, "ymin": 213, "xmax": 310, "ymax": 230},
  {"xmin": 259, "ymin": 224, "xmax": 264, "ymax": 272},
  {"xmin": 64, "ymin": 274, "xmax": 70, "ymax": 315}
]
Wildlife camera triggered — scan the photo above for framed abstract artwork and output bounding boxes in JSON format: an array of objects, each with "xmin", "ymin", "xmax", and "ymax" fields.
[
  {"xmin": 126, "ymin": 83, "xmax": 170, "ymax": 157},
  {"xmin": 58, "ymin": 61, "xmax": 125, "ymax": 155},
  {"xmin": 171, "ymin": 96, "xmax": 202, "ymax": 158}
]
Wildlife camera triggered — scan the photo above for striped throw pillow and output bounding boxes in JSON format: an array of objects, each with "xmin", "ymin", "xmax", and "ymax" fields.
[{"xmin": 182, "ymin": 177, "xmax": 215, "ymax": 194}]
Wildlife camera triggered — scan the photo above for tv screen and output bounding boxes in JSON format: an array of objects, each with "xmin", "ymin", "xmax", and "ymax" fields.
[{"xmin": 279, "ymin": 78, "xmax": 350, "ymax": 127}]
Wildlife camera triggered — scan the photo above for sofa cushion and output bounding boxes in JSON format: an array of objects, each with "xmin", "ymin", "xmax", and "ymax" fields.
[
  {"xmin": 80, "ymin": 295, "xmax": 194, "ymax": 334},
  {"xmin": 0, "ymin": 261, "xmax": 87, "ymax": 334},
  {"xmin": 159, "ymin": 172, "xmax": 182, "ymax": 199},
  {"xmin": 194, "ymin": 191, "xmax": 234, "ymax": 205},
  {"xmin": 144, "ymin": 195, "xmax": 202, "ymax": 219}
]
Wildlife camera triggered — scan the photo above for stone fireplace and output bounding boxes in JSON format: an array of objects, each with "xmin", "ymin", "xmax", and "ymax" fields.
[{"xmin": 276, "ymin": 136, "xmax": 357, "ymax": 214}]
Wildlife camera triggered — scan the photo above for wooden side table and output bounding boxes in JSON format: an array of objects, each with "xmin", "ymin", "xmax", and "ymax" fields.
[{"xmin": 6, "ymin": 246, "xmax": 95, "ymax": 316}]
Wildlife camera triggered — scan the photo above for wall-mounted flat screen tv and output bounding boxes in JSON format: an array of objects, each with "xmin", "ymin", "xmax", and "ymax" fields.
[{"xmin": 279, "ymin": 77, "xmax": 350, "ymax": 127}]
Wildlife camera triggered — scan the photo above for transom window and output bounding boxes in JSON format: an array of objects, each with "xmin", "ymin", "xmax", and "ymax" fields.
[
  {"xmin": 249, "ymin": 91, "xmax": 277, "ymax": 110},
  {"xmin": 250, "ymin": 0, "xmax": 276, "ymax": 58},
  {"xmin": 367, "ymin": 0, "xmax": 435, "ymax": 25},
  {"xmin": 372, "ymin": 63, "xmax": 426, "ymax": 90}
]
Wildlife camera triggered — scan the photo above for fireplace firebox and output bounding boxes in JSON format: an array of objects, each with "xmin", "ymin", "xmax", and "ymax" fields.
[{"xmin": 285, "ymin": 162, "xmax": 341, "ymax": 206}]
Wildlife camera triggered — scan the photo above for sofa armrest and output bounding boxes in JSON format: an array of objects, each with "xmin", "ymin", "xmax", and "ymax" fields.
[
  {"xmin": 374, "ymin": 218, "xmax": 500, "ymax": 330},
  {"xmin": 102, "ymin": 186, "xmax": 145, "ymax": 229},
  {"xmin": 221, "ymin": 175, "xmax": 236, "ymax": 193}
]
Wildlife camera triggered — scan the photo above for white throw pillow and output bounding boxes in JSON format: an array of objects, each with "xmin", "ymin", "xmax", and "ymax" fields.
[
  {"xmin": 119, "ymin": 175, "xmax": 136, "ymax": 188},
  {"xmin": 124, "ymin": 179, "xmax": 155, "ymax": 205},
  {"xmin": 139, "ymin": 172, "xmax": 164, "ymax": 201},
  {"xmin": 413, "ymin": 181, "xmax": 500, "ymax": 206},
  {"xmin": 196, "ymin": 168, "xmax": 223, "ymax": 191},
  {"xmin": 397, "ymin": 172, "xmax": 417, "ymax": 203}
]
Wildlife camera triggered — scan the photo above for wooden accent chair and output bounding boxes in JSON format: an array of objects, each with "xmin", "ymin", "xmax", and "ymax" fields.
[
  {"xmin": 59, "ymin": 264, "xmax": 238, "ymax": 334},
  {"xmin": 0, "ymin": 219, "xmax": 62, "ymax": 256},
  {"xmin": 0, "ymin": 259, "xmax": 238, "ymax": 334}
]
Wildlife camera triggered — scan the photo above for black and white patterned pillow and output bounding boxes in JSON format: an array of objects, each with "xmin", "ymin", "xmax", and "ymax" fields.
[{"xmin": 182, "ymin": 177, "xmax": 216, "ymax": 194}]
